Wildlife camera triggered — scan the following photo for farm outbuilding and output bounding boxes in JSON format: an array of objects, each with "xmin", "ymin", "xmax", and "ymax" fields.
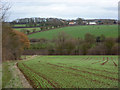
[
  {"xmin": 89, "ymin": 22, "xmax": 97, "ymax": 25},
  {"xmin": 69, "ymin": 22, "xmax": 77, "ymax": 25}
]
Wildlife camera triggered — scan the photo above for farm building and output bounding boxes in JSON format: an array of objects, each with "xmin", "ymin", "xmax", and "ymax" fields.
[
  {"xmin": 82, "ymin": 19, "xmax": 117, "ymax": 25},
  {"xmin": 69, "ymin": 22, "xmax": 77, "ymax": 25},
  {"xmin": 89, "ymin": 21, "xmax": 97, "ymax": 25},
  {"xmin": 83, "ymin": 21, "xmax": 88, "ymax": 25},
  {"xmin": 95, "ymin": 19, "xmax": 118, "ymax": 25},
  {"xmin": 83, "ymin": 20, "xmax": 97, "ymax": 25}
]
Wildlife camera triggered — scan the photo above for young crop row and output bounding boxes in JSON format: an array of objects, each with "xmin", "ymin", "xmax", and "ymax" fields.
[
  {"xmin": 90, "ymin": 57, "xmax": 118, "ymax": 66},
  {"xmin": 47, "ymin": 56, "xmax": 118, "ymax": 76},
  {"xmin": 17, "ymin": 63, "xmax": 41, "ymax": 88},
  {"xmin": 46, "ymin": 62, "xmax": 118, "ymax": 87},
  {"xmin": 17, "ymin": 56, "xmax": 118, "ymax": 88},
  {"xmin": 74, "ymin": 56, "xmax": 117, "ymax": 68},
  {"xmin": 47, "ymin": 63, "xmax": 119, "ymax": 81},
  {"xmin": 17, "ymin": 63, "xmax": 60, "ymax": 88},
  {"xmin": 111, "ymin": 57, "xmax": 118, "ymax": 67}
]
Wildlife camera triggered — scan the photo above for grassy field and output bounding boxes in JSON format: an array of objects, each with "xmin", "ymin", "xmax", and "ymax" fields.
[
  {"xmin": 13, "ymin": 24, "xmax": 41, "ymax": 27},
  {"xmin": 2, "ymin": 62, "xmax": 12, "ymax": 88},
  {"xmin": 14, "ymin": 27, "xmax": 41, "ymax": 33},
  {"xmin": 27, "ymin": 25, "xmax": 118, "ymax": 39},
  {"xmin": 2, "ymin": 61, "xmax": 24, "ymax": 88},
  {"xmin": 17, "ymin": 55, "xmax": 118, "ymax": 88},
  {"xmin": 13, "ymin": 24, "xmax": 26, "ymax": 27}
]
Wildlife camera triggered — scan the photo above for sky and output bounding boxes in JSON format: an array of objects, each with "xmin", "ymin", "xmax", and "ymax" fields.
[{"xmin": 3, "ymin": 0, "xmax": 119, "ymax": 21}]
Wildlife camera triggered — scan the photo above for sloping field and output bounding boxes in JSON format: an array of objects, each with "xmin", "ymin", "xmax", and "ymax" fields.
[
  {"xmin": 14, "ymin": 27, "xmax": 40, "ymax": 32},
  {"xmin": 17, "ymin": 55, "xmax": 118, "ymax": 88},
  {"xmin": 28, "ymin": 25, "xmax": 118, "ymax": 39}
]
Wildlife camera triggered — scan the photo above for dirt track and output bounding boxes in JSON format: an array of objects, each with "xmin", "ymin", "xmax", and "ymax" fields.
[
  {"xmin": 15, "ymin": 62, "xmax": 33, "ymax": 88},
  {"xmin": 15, "ymin": 55, "xmax": 38, "ymax": 88}
]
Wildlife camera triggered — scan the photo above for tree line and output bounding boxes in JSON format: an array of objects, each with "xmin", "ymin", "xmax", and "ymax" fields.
[
  {"xmin": 11, "ymin": 18, "xmax": 68, "ymax": 28},
  {"xmin": 25, "ymin": 32, "xmax": 119, "ymax": 55},
  {"xmin": 11, "ymin": 17, "xmax": 117, "ymax": 28}
]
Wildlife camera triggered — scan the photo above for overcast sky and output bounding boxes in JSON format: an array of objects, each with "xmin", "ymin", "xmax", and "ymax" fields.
[{"xmin": 3, "ymin": 0, "xmax": 119, "ymax": 21}]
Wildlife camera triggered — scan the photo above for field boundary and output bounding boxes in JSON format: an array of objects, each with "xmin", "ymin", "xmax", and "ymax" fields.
[
  {"xmin": 15, "ymin": 62, "xmax": 33, "ymax": 88},
  {"xmin": 18, "ymin": 63, "xmax": 61, "ymax": 88}
]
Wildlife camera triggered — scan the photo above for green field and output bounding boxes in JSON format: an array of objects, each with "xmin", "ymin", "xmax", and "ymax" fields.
[
  {"xmin": 2, "ymin": 61, "xmax": 23, "ymax": 88},
  {"xmin": 27, "ymin": 25, "xmax": 118, "ymax": 39},
  {"xmin": 13, "ymin": 24, "xmax": 26, "ymax": 27},
  {"xmin": 2, "ymin": 62, "xmax": 12, "ymax": 88},
  {"xmin": 14, "ymin": 27, "xmax": 41, "ymax": 33},
  {"xmin": 2, "ymin": 56, "xmax": 33, "ymax": 88},
  {"xmin": 17, "ymin": 55, "xmax": 118, "ymax": 88},
  {"xmin": 13, "ymin": 24, "xmax": 41, "ymax": 27}
]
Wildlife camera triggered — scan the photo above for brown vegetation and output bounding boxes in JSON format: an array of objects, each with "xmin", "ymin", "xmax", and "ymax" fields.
[
  {"xmin": 2, "ymin": 23, "xmax": 30, "ymax": 61},
  {"xmin": 25, "ymin": 31, "xmax": 119, "ymax": 55}
]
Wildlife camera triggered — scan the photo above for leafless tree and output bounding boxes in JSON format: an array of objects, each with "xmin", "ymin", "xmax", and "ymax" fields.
[{"xmin": 0, "ymin": 1, "xmax": 11, "ymax": 22}]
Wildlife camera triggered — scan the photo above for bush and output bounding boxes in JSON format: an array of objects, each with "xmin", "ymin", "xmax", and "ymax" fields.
[
  {"xmin": 80, "ymin": 42, "xmax": 92, "ymax": 55},
  {"xmin": 53, "ymin": 31, "xmax": 76, "ymax": 55},
  {"xmin": 32, "ymin": 29, "xmax": 36, "ymax": 32},
  {"xmin": 47, "ymin": 42, "xmax": 56, "ymax": 55},
  {"xmin": 111, "ymin": 43, "xmax": 119, "ymax": 55},
  {"xmin": 85, "ymin": 33, "xmax": 96, "ymax": 44},
  {"xmin": 104, "ymin": 37, "xmax": 116, "ymax": 54},
  {"xmin": 87, "ymin": 43, "xmax": 107, "ymax": 55}
]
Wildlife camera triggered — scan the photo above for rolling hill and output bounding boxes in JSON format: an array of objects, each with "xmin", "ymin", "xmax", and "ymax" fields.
[{"xmin": 27, "ymin": 25, "xmax": 118, "ymax": 39}]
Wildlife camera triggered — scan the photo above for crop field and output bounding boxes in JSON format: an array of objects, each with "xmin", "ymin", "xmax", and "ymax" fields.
[
  {"xmin": 28, "ymin": 25, "xmax": 118, "ymax": 39},
  {"xmin": 17, "ymin": 55, "xmax": 119, "ymax": 88}
]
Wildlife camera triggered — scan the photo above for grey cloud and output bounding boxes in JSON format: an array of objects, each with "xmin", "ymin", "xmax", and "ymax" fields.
[
  {"xmin": 7, "ymin": 0, "xmax": 118, "ymax": 21},
  {"xmin": 103, "ymin": 7, "xmax": 118, "ymax": 11}
]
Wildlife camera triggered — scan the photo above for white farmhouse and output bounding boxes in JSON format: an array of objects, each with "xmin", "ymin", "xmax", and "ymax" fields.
[{"xmin": 89, "ymin": 22, "xmax": 97, "ymax": 25}]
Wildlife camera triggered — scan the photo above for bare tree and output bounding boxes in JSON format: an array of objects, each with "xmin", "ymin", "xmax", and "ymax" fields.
[{"xmin": 0, "ymin": 1, "xmax": 11, "ymax": 22}]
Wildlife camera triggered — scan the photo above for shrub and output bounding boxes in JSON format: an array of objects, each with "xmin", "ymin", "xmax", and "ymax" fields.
[
  {"xmin": 104, "ymin": 37, "xmax": 116, "ymax": 54},
  {"xmin": 87, "ymin": 43, "xmax": 107, "ymax": 55},
  {"xmin": 85, "ymin": 33, "xmax": 96, "ymax": 44},
  {"xmin": 53, "ymin": 31, "xmax": 76, "ymax": 55},
  {"xmin": 32, "ymin": 29, "xmax": 36, "ymax": 33},
  {"xmin": 80, "ymin": 42, "xmax": 92, "ymax": 55},
  {"xmin": 111, "ymin": 43, "xmax": 119, "ymax": 55}
]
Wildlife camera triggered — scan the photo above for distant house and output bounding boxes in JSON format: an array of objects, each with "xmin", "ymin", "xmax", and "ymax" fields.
[
  {"xmin": 95, "ymin": 19, "xmax": 118, "ymax": 25},
  {"xmin": 69, "ymin": 22, "xmax": 76, "ymax": 25},
  {"xmin": 89, "ymin": 21, "xmax": 97, "ymax": 25},
  {"xmin": 60, "ymin": 20, "xmax": 66, "ymax": 23},
  {"xmin": 83, "ymin": 21, "xmax": 88, "ymax": 25},
  {"xmin": 83, "ymin": 20, "xmax": 97, "ymax": 25}
]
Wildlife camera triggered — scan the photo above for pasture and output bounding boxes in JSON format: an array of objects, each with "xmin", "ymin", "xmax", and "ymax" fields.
[
  {"xmin": 17, "ymin": 55, "xmax": 118, "ymax": 88},
  {"xmin": 14, "ymin": 27, "xmax": 40, "ymax": 33},
  {"xmin": 27, "ymin": 25, "xmax": 118, "ymax": 39},
  {"xmin": 13, "ymin": 24, "xmax": 26, "ymax": 27},
  {"xmin": 13, "ymin": 24, "xmax": 41, "ymax": 27}
]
